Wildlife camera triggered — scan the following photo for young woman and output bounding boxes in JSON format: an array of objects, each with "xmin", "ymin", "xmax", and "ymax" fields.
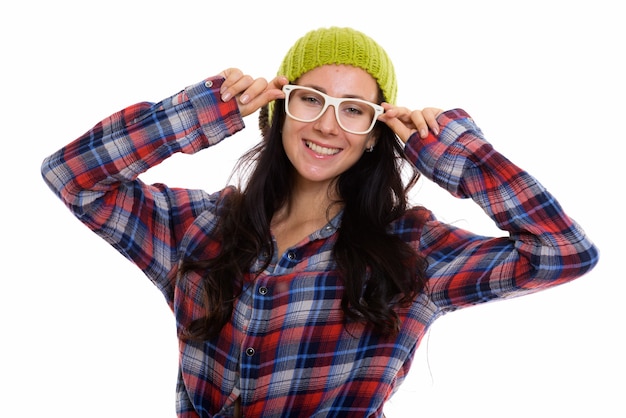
[{"xmin": 41, "ymin": 27, "xmax": 599, "ymax": 417}]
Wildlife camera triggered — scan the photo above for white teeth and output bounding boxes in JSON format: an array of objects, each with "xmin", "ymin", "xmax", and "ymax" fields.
[{"xmin": 306, "ymin": 141, "xmax": 340, "ymax": 156}]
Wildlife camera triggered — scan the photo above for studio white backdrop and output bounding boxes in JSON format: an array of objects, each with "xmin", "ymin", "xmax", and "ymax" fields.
[{"xmin": 1, "ymin": 1, "xmax": 623, "ymax": 417}]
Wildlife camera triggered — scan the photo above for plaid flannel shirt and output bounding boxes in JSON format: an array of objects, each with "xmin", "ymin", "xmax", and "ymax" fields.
[{"xmin": 41, "ymin": 76, "xmax": 599, "ymax": 417}]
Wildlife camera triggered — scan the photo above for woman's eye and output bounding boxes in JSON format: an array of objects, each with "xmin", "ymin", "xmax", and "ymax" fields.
[
  {"xmin": 302, "ymin": 95, "xmax": 322, "ymax": 105},
  {"xmin": 345, "ymin": 106, "xmax": 363, "ymax": 115}
]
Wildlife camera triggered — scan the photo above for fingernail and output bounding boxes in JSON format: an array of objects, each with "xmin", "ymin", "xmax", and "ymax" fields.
[
  {"xmin": 420, "ymin": 128, "xmax": 428, "ymax": 138},
  {"xmin": 221, "ymin": 92, "xmax": 231, "ymax": 102},
  {"xmin": 240, "ymin": 94, "xmax": 249, "ymax": 104}
]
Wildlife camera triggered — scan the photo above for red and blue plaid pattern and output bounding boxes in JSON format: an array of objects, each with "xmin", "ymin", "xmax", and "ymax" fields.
[{"xmin": 42, "ymin": 76, "xmax": 598, "ymax": 417}]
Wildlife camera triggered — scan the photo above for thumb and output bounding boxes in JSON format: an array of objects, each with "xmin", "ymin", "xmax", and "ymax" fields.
[{"xmin": 379, "ymin": 113, "xmax": 416, "ymax": 143}]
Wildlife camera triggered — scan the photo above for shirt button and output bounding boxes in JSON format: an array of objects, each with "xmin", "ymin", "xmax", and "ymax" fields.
[
  {"xmin": 204, "ymin": 80, "xmax": 213, "ymax": 88},
  {"xmin": 245, "ymin": 347, "xmax": 255, "ymax": 356},
  {"xmin": 287, "ymin": 251, "xmax": 296, "ymax": 260},
  {"xmin": 258, "ymin": 286, "xmax": 268, "ymax": 295}
]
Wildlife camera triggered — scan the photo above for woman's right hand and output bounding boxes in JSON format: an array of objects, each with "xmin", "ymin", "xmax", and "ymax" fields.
[{"xmin": 218, "ymin": 68, "xmax": 288, "ymax": 117}]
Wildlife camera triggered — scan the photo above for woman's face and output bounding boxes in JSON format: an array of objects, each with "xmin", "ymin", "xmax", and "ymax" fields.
[{"xmin": 281, "ymin": 64, "xmax": 379, "ymax": 190}]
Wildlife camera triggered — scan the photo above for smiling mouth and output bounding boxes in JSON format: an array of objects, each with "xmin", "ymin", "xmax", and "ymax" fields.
[{"xmin": 305, "ymin": 141, "xmax": 341, "ymax": 156}]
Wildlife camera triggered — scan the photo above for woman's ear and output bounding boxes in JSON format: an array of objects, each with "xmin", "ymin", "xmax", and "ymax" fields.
[{"xmin": 365, "ymin": 129, "xmax": 379, "ymax": 151}]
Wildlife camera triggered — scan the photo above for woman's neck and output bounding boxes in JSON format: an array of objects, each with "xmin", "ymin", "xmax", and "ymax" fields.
[{"xmin": 271, "ymin": 180, "xmax": 341, "ymax": 255}]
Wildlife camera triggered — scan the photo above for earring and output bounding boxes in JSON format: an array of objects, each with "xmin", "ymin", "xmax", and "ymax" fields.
[{"xmin": 365, "ymin": 145, "xmax": 374, "ymax": 153}]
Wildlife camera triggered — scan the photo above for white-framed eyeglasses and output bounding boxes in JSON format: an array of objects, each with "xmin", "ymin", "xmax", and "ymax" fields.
[{"xmin": 282, "ymin": 85, "xmax": 384, "ymax": 135}]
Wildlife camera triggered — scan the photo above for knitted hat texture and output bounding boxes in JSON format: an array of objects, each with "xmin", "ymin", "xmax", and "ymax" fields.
[
  {"xmin": 280, "ymin": 26, "xmax": 397, "ymax": 104},
  {"xmin": 263, "ymin": 27, "xmax": 397, "ymax": 130}
]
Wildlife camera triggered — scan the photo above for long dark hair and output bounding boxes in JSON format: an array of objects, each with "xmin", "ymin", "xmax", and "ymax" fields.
[{"xmin": 180, "ymin": 97, "xmax": 427, "ymax": 340}]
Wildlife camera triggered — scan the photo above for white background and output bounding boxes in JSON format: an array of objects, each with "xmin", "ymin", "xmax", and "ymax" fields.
[{"xmin": 1, "ymin": 1, "xmax": 624, "ymax": 417}]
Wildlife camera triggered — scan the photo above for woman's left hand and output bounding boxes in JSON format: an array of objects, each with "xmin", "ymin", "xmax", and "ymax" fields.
[{"xmin": 379, "ymin": 104, "xmax": 443, "ymax": 143}]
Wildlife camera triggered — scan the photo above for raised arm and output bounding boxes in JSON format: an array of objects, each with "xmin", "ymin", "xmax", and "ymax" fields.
[
  {"xmin": 398, "ymin": 109, "xmax": 598, "ymax": 309},
  {"xmin": 41, "ymin": 76, "xmax": 246, "ymax": 301}
]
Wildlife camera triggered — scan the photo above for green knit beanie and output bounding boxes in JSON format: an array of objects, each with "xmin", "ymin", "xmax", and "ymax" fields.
[{"xmin": 262, "ymin": 26, "xmax": 397, "ymax": 131}]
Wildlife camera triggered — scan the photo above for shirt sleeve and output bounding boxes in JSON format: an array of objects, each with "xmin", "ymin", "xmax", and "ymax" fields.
[
  {"xmin": 404, "ymin": 108, "xmax": 599, "ymax": 311},
  {"xmin": 40, "ymin": 76, "xmax": 245, "ymax": 306}
]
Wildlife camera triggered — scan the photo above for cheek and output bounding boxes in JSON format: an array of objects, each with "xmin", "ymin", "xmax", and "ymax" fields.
[
  {"xmin": 280, "ymin": 120, "xmax": 301, "ymax": 160},
  {"xmin": 350, "ymin": 135, "xmax": 374, "ymax": 154},
  {"xmin": 281, "ymin": 118, "xmax": 294, "ymax": 138}
]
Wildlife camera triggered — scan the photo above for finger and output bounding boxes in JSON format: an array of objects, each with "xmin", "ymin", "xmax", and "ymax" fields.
[
  {"xmin": 218, "ymin": 67, "xmax": 241, "ymax": 79},
  {"xmin": 380, "ymin": 105, "xmax": 414, "ymax": 124},
  {"xmin": 218, "ymin": 68, "xmax": 244, "ymax": 90},
  {"xmin": 269, "ymin": 75, "xmax": 289, "ymax": 91},
  {"xmin": 241, "ymin": 75, "xmax": 289, "ymax": 105},
  {"xmin": 379, "ymin": 105, "xmax": 417, "ymax": 143},
  {"xmin": 423, "ymin": 107, "xmax": 443, "ymax": 135},
  {"xmin": 238, "ymin": 77, "xmax": 289, "ymax": 117},
  {"xmin": 409, "ymin": 110, "xmax": 430, "ymax": 138},
  {"xmin": 237, "ymin": 77, "xmax": 269, "ymax": 105},
  {"xmin": 220, "ymin": 74, "xmax": 256, "ymax": 102},
  {"xmin": 382, "ymin": 117, "xmax": 415, "ymax": 143}
]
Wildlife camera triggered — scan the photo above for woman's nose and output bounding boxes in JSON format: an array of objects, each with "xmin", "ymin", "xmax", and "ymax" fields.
[{"xmin": 313, "ymin": 105, "xmax": 340, "ymax": 135}]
